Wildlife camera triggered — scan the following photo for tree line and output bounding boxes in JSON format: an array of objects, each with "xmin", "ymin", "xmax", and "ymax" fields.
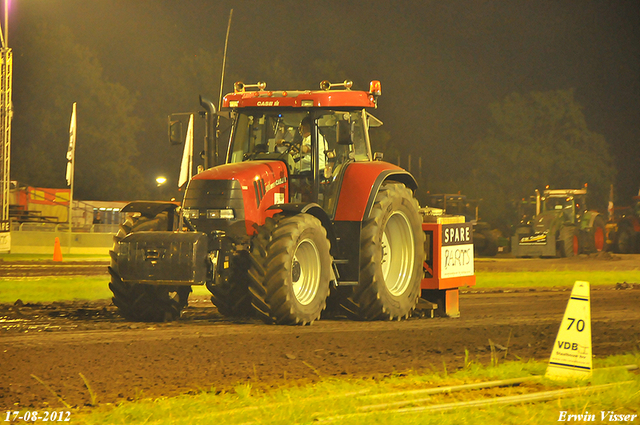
[{"xmin": 11, "ymin": 23, "xmax": 615, "ymax": 230}]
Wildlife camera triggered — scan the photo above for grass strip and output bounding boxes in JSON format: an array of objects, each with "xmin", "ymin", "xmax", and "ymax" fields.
[
  {"xmin": 71, "ymin": 355, "xmax": 639, "ymax": 425},
  {"xmin": 475, "ymin": 270, "xmax": 640, "ymax": 288},
  {"xmin": 2, "ymin": 270, "xmax": 638, "ymax": 304},
  {"xmin": 0, "ymin": 277, "xmax": 210, "ymax": 303}
]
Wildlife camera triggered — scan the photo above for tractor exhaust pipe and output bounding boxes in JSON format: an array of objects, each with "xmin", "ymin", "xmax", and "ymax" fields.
[{"xmin": 199, "ymin": 95, "xmax": 217, "ymax": 169}]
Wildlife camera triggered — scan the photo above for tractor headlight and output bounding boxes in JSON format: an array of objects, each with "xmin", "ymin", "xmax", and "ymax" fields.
[{"xmin": 207, "ymin": 209, "xmax": 235, "ymax": 219}]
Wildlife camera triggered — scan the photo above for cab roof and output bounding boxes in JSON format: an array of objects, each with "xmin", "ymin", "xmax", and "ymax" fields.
[{"xmin": 221, "ymin": 80, "xmax": 380, "ymax": 109}]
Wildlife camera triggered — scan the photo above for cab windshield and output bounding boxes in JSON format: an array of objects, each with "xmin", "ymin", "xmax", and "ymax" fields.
[{"xmin": 226, "ymin": 109, "xmax": 371, "ymax": 175}]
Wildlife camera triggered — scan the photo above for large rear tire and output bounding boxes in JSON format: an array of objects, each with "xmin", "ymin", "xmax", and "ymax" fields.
[
  {"xmin": 248, "ymin": 214, "xmax": 332, "ymax": 325},
  {"xmin": 616, "ymin": 226, "xmax": 636, "ymax": 254},
  {"xmin": 343, "ymin": 182, "xmax": 424, "ymax": 320},
  {"xmin": 108, "ymin": 213, "xmax": 191, "ymax": 322}
]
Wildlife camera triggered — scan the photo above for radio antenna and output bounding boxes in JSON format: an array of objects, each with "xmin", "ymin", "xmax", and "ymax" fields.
[{"xmin": 218, "ymin": 9, "xmax": 233, "ymax": 110}]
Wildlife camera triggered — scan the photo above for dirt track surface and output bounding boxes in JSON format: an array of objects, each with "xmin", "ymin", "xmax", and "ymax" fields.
[{"xmin": 1, "ymin": 254, "xmax": 639, "ymax": 409}]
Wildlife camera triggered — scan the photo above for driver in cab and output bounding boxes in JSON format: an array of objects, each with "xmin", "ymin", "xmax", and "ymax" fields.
[{"xmin": 277, "ymin": 116, "xmax": 327, "ymax": 173}]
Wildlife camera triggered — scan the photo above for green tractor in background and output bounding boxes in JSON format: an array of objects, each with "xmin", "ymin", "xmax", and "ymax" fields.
[{"xmin": 511, "ymin": 186, "xmax": 606, "ymax": 257}]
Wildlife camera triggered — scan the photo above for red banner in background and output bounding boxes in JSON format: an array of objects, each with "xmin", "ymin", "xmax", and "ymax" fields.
[{"xmin": 26, "ymin": 187, "xmax": 70, "ymax": 206}]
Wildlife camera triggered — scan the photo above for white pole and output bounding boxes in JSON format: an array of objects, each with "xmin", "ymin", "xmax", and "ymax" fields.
[
  {"xmin": 218, "ymin": 9, "xmax": 233, "ymax": 111},
  {"xmin": 67, "ymin": 102, "xmax": 77, "ymax": 254},
  {"xmin": 3, "ymin": 0, "xmax": 7, "ymax": 47}
]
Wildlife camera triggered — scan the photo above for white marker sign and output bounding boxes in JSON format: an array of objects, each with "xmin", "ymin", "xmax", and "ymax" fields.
[{"xmin": 546, "ymin": 281, "xmax": 592, "ymax": 380}]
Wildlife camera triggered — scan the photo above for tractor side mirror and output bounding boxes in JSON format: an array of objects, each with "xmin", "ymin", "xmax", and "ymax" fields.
[
  {"xmin": 169, "ymin": 120, "xmax": 183, "ymax": 145},
  {"xmin": 337, "ymin": 120, "xmax": 353, "ymax": 145}
]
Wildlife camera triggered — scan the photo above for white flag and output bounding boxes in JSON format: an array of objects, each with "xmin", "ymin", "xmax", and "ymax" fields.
[
  {"xmin": 65, "ymin": 103, "xmax": 77, "ymax": 186},
  {"xmin": 178, "ymin": 114, "xmax": 194, "ymax": 187}
]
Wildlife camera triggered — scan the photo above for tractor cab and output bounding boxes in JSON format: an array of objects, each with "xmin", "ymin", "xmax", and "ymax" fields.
[
  {"xmin": 222, "ymin": 81, "xmax": 382, "ymax": 217},
  {"xmin": 541, "ymin": 189, "xmax": 587, "ymax": 225}
]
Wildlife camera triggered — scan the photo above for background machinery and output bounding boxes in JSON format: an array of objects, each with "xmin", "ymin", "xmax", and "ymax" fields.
[
  {"xmin": 606, "ymin": 195, "xmax": 640, "ymax": 253},
  {"xmin": 424, "ymin": 193, "xmax": 499, "ymax": 256},
  {"xmin": 109, "ymin": 80, "xmax": 430, "ymax": 325},
  {"xmin": 511, "ymin": 186, "xmax": 606, "ymax": 257}
]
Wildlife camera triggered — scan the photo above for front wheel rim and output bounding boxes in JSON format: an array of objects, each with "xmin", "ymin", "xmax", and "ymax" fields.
[
  {"xmin": 291, "ymin": 238, "xmax": 321, "ymax": 305},
  {"xmin": 381, "ymin": 211, "xmax": 415, "ymax": 296}
]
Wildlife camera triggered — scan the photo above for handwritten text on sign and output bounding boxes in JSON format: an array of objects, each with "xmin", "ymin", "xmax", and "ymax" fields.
[{"xmin": 440, "ymin": 223, "xmax": 474, "ymax": 278}]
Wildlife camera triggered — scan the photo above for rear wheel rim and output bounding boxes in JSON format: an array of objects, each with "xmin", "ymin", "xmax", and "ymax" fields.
[
  {"xmin": 291, "ymin": 238, "xmax": 321, "ymax": 306},
  {"xmin": 381, "ymin": 211, "xmax": 415, "ymax": 296}
]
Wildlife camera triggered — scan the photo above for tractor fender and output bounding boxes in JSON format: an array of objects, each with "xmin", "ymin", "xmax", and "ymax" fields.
[
  {"xmin": 334, "ymin": 162, "xmax": 417, "ymax": 222},
  {"xmin": 267, "ymin": 203, "xmax": 337, "ymax": 251},
  {"xmin": 581, "ymin": 211, "xmax": 604, "ymax": 230},
  {"xmin": 120, "ymin": 201, "xmax": 180, "ymax": 219}
]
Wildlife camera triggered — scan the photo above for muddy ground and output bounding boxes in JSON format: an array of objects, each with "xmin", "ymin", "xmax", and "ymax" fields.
[{"xmin": 0, "ymin": 254, "xmax": 639, "ymax": 409}]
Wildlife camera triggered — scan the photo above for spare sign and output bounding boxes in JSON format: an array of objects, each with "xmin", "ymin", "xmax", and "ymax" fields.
[{"xmin": 441, "ymin": 222, "xmax": 474, "ymax": 278}]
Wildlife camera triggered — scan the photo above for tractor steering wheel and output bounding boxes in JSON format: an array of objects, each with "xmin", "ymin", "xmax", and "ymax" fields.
[{"xmin": 280, "ymin": 141, "xmax": 301, "ymax": 159}]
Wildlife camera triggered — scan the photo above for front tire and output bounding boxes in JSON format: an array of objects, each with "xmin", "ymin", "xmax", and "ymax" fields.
[
  {"xmin": 108, "ymin": 213, "xmax": 191, "ymax": 322},
  {"xmin": 591, "ymin": 215, "xmax": 606, "ymax": 253},
  {"xmin": 559, "ymin": 225, "xmax": 579, "ymax": 257},
  {"xmin": 345, "ymin": 182, "xmax": 424, "ymax": 320},
  {"xmin": 248, "ymin": 214, "xmax": 332, "ymax": 325},
  {"xmin": 206, "ymin": 253, "xmax": 254, "ymax": 318}
]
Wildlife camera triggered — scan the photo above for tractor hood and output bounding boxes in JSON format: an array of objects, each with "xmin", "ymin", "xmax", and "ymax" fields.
[
  {"xmin": 187, "ymin": 161, "xmax": 289, "ymax": 235},
  {"xmin": 516, "ymin": 210, "xmax": 563, "ymax": 252},
  {"xmin": 194, "ymin": 161, "xmax": 288, "ymax": 184}
]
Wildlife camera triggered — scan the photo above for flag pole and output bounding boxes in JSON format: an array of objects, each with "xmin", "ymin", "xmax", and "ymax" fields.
[
  {"xmin": 66, "ymin": 103, "xmax": 77, "ymax": 254},
  {"xmin": 218, "ymin": 9, "xmax": 233, "ymax": 111},
  {"xmin": 178, "ymin": 113, "xmax": 194, "ymax": 188}
]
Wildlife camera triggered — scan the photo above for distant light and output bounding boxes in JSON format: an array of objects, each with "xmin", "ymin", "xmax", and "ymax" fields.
[{"xmin": 156, "ymin": 176, "xmax": 167, "ymax": 186}]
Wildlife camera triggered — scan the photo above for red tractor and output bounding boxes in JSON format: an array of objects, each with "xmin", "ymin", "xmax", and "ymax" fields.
[{"xmin": 109, "ymin": 80, "xmax": 426, "ymax": 325}]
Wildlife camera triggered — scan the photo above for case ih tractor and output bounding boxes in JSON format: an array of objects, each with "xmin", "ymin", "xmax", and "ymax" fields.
[
  {"xmin": 108, "ymin": 80, "xmax": 427, "ymax": 325},
  {"xmin": 511, "ymin": 187, "xmax": 606, "ymax": 257}
]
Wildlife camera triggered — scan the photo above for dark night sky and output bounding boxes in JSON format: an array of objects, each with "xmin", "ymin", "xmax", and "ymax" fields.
[{"xmin": 8, "ymin": 0, "xmax": 640, "ymax": 202}]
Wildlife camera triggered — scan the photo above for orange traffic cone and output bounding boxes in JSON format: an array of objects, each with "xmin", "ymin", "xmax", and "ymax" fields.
[{"xmin": 53, "ymin": 237, "xmax": 63, "ymax": 262}]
